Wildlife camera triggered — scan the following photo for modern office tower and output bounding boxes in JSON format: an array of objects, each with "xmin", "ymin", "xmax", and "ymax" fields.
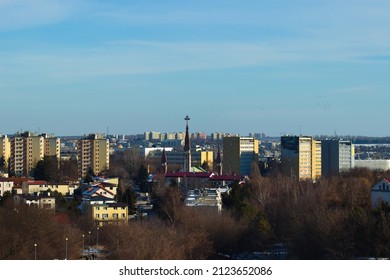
[
  {"xmin": 223, "ymin": 136, "xmax": 259, "ymax": 176},
  {"xmin": 321, "ymin": 139, "xmax": 354, "ymax": 177},
  {"xmin": 77, "ymin": 134, "xmax": 109, "ymax": 179},
  {"xmin": 9, "ymin": 132, "xmax": 60, "ymax": 177},
  {"xmin": 281, "ymin": 136, "xmax": 321, "ymax": 180},
  {"xmin": 0, "ymin": 135, "xmax": 11, "ymax": 169}
]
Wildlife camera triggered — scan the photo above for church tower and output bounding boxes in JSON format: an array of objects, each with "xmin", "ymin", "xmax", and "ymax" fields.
[
  {"xmin": 215, "ymin": 145, "xmax": 222, "ymax": 175},
  {"xmin": 161, "ymin": 148, "xmax": 168, "ymax": 174},
  {"xmin": 183, "ymin": 115, "xmax": 192, "ymax": 172}
]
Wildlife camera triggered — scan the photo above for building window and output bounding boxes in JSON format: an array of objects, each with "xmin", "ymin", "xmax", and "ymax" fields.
[
  {"xmin": 102, "ymin": 214, "xmax": 108, "ymax": 219},
  {"xmin": 96, "ymin": 214, "xmax": 100, "ymax": 218}
]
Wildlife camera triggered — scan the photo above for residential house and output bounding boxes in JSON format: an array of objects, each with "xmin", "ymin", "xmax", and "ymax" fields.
[
  {"xmin": 91, "ymin": 202, "xmax": 128, "ymax": 226},
  {"xmin": 0, "ymin": 178, "xmax": 14, "ymax": 197},
  {"xmin": 371, "ymin": 179, "xmax": 390, "ymax": 207},
  {"xmin": 14, "ymin": 192, "xmax": 56, "ymax": 210},
  {"xmin": 22, "ymin": 180, "xmax": 77, "ymax": 196}
]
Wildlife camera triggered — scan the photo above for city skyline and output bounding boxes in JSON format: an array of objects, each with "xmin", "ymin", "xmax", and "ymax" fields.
[{"xmin": 1, "ymin": 1, "xmax": 390, "ymax": 136}]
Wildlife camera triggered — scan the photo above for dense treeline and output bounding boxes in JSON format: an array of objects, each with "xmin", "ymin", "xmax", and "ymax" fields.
[
  {"xmin": 95, "ymin": 168, "xmax": 390, "ymax": 260},
  {"xmin": 1, "ymin": 168, "xmax": 390, "ymax": 259},
  {"xmin": 0, "ymin": 201, "xmax": 82, "ymax": 260}
]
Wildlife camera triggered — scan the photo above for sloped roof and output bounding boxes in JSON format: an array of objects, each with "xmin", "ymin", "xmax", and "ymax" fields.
[
  {"xmin": 165, "ymin": 172, "xmax": 211, "ymax": 179},
  {"xmin": 27, "ymin": 180, "xmax": 48, "ymax": 185}
]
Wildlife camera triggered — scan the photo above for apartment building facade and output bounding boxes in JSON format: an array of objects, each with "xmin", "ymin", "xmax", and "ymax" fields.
[
  {"xmin": 91, "ymin": 202, "xmax": 128, "ymax": 226},
  {"xmin": 9, "ymin": 132, "xmax": 60, "ymax": 177},
  {"xmin": 222, "ymin": 136, "xmax": 259, "ymax": 176},
  {"xmin": 0, "ymin": 135, "xmax": 11, "ymax": 170},
  {"xmin": 77, "ymin": 134, "xmax": 110, "ymax": 179},
  {"xmin": 321, "ymin": 139, "xmax": 354, "ymax": 177},
  {"xmin": 281, "ymin": 136, "xmax": 321, "ymax": 180}
]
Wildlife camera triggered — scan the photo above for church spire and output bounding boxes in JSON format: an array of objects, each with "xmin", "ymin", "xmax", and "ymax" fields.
[
  {"xmin": 161, "ymin": 148, "xmax": 167, "ymax": 174},
  {"xmin": 184, "ymin": 115, "xmax": 190, "ymax": 152},
  {"xmin": 183, "ymin": 115, "xmax": 192, "ymax": 172},
  {"xmin": 215, "ymin": 145, "xmax": 222, "ymax": 175}
]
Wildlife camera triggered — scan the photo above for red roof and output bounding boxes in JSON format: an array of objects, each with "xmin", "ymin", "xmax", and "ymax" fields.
[
  {"xmin": 27, "ymin": 180, "xmax": 48, "ymax": 185},
  {"xmin": 4, "ymin": 177, "xmax": 28, "ymax": 186},
  {"xmin": 165, "ymin": 172, "xmax": 211, "ymax": 179}
]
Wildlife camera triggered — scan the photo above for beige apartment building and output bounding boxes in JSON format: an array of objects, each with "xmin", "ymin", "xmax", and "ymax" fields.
[
  {"xmin": 0, "ymin": 135, "xmax": 11, "ymax": 170},
  {"xmin": 281, "ymin": 136, "xmax": 321, "ymax": 180},
  {"xmin": 223, "ymin": 136, "xmax": 259, "ymax": 176},
  {"xmin": 9, "ymin": 132, "xmax": 60, "ymax": 177},
  {"xmin": 77, "ymin": 134, "xmax": 110, "ymax": 179}
]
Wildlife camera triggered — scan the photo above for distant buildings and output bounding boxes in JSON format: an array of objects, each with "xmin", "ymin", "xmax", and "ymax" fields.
[
  {"xmin": 144, "ymin": 131, "xmax": 177, "ymax": 142},
  {"xmin": 77, "ymin": 134, "xmax": 110, "ymax": 179},
  {"xmin": 211, "ymin": 132, "xmax": 226, "ymax": 142},
  {"xmin": 281, "ymin": 136, "xmax": 321, "ymax": 180},
  {"xmin": 149, "ymin": 149, "xmax": 214, "ymax": 171},
  {"xmin": 280, "ymin": 137, "xmax": 357, "ymax": 180},
  {"xmin": 354, "ymin": 159, "xmax": 390, "ymax": 171},
  {"xmin": 223, "ymin": 136, "xmax": 259, "ymax": 176},
  {"xmin": 9, "ymin": 132, "xmax": 60, "ymax": 177},
  {"xmin": 321, "ymin": 139, "xmax": 354, "ymax": 177}
]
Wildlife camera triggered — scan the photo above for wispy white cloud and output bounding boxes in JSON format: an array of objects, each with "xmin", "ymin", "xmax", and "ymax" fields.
[
  {"xmin": 0, "ymin": 36, "xmax": 388, "ymax": 86},
  {"xmin": 0, "ymin": 0, "xmax": 85, "ymax": 31},
  {"xmin": 331, "ymin": 86, "xmax": 375, "ymax": 95}
]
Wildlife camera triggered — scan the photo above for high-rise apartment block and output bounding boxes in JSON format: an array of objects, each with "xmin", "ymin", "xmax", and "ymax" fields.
[
  {"xmin": 77, "ymin": 134, "xmax": 110, "ymax": 179},
  {"xmin": 281, "ymin": 136, "xmax": 321, "ymax": 180},
  {"xmin": 0, "ymin": 135, "xmax": 11, "ymax": 169},
  {"xmin": 211, "ymin": 132, "xmax": 225, "ymax": 142},
  {"xmin": 144, "ymin": 131, "xmax": 186, "ymax": 142},
  {"xmin": 223, "ymin": 136, "xmax": 259, "ymax": 176},
  {"xmin": 321, "ymin": 139, "xmax": 354, "ymax": 177},
  {"xmin": 9, "ymin": 132, "xmax": 60, "ymax": 177}
]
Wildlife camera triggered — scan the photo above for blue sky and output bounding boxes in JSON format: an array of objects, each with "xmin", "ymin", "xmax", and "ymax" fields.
[{"xmin": 1, "ymin": 0, "xmax": 389, "ymax": 136}]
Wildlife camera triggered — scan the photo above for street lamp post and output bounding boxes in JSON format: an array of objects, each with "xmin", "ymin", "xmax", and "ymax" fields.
[
  {"xmin": 82, "ymin": 234, "xmax": 85, "ymax": 257},
  {"xmin": 88, "ymin": 231, "xmax": 91, "ymax": 247},
  {"xmin": 34, "ymin": 244, "xmax": 37, "ymax": 260},
  {"xmin": 96, "ymin": 227, "xmax": 99, "ymax": 247},
  {"xmin": 65, "ymin": 237, "xmax": 68, "ymax": 260}
]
